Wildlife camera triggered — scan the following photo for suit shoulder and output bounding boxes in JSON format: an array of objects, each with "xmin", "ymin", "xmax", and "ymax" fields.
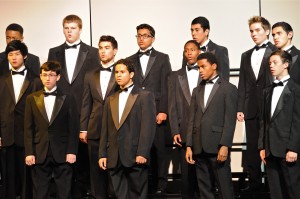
[
  {"xmin": 49, "ymin": 44, "xmax": 64, "ymax": 52},
  {"xmin": 27, "ymin": 53, "xmax": 39, "ymax": 60},
  {"xmin": 209, "ymin": 40, "xmax": 228, "ymax": 50},
  {"xmin": 154, "ymin": 49, "xmax": 169, "ymax": 58}
]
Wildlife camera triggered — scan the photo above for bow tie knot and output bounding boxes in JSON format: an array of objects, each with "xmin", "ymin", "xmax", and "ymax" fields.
[
  {"xmin": 120, "ymin": 84, "xmax": 134, "ymax": 92},
  {"xmin": 187, "ymin": 64, "xmax": 198, "ymax": 71},
  {"xmin": 254, "ymin": 43, "xmax": 267, "ymax": 51},
  {"xmin": 138, "ymin": 49, "xmax": 152, "ymax": 57},
  {"xmin": 44, "ymin": 90, "xmax": 57, "ymax": 97},
  {"xmin": 272, "ymin": 79, "xmax": 289, "ymax": 87},
  {"xmin": 65, "ymin": 42, "xmax": 81, "ymax": 49},
  {"xmin": 11, "ymin": 69, "xmax": 26, "ymax": 76},
  {"xmin": 200, "ymin": 46, "xmax": 207, "ymax": 52},
  {"xmin": 100, "ymin": 66, "xmax": 112, "ymax": 72},
  {"xmin": 200, "ymin": 75, "xmax": 219, "ymax": 85}
]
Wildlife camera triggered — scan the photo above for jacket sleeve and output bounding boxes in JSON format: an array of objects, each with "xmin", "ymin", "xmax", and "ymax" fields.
[
  {"xmin": 80, "ymin": 72, "xmax": 93, "ymax": 131},
  {"xmin": 24, "ymin": 95, "xmax": 35, "ymax": 156},
  {"xmin": 168, "ymin": 72, "xmax": 180, "ymax": 137}
]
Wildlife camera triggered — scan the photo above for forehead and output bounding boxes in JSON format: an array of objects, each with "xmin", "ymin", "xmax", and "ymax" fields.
[
  {"xmin": 8, "ymin": 50, "xmax": 21, "ymax": 54},
  {"xmin": 270, "ymin": 55, "xmax": 282, "ymax": 62},
  {"xmin": 185, "ymin": 42, "xmax": 198, "ymax": 49},
  {"xmin": 137, "ymin": 28, "xmax": 151, "ymax": 34},
  {"xmin": 272, "ymin": 26, "xmax": 284, "ymax": 33},
  {"xmin": 250, "ymin": 22, "xmax": 263, "ymax": 30},
  {"xmin": 63, "ymin": 22, "xmax": 80, "ymax": 28},
  {"xmin": 197, "ymin": 58, "xmax": 211, "ymax": 65},
  {"xmin": 6, "ymin": 30, "xmax": 22, "ymax": 37},
  {"xmin": 41, "ymin": 70, "xmax": 57, "ymax": 74},
  {"xmin": 191, "ymin": 24, "xmax": 203, "ymax": 30},
  {"xmin": 99, "ymin": 41, "xmax": 112, "ymax": 47},
  {"xmin": 115, "ymin": 64, "xmax": 128, "ymax": 71}
]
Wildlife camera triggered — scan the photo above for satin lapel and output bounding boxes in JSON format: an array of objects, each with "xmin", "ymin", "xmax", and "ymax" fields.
[
  {"xmin": 144, "ymin": 50, "xmax": 157, "ymax": 79},
  {"xmin": 57, "ymin": 47, "xmax": 69, "ymax": 83},
  {"xmin": 105, "ymin": 72, "xmax": 116, "ymax": 99},
  {"xmin": 71, "ymin": 45, "xmax": 87, "ymax": 83},
  {"xmin": 271, "ymin": 85, "xmax": 291, "ymax": 121},
  {"xmin": 245, "ymin": 50, "xmax": 257, "ymax": 81},
  {"xmin": 204, "ymin": 81, "xmax": 220, "ymax": 112},
  {"xmin": 119, "ymin": 91, "xmax": 138, "ymax": 128},
  {"xmin": 34, "ymin": 92, "xmax": 49, "ymax": 123},
  {"xmin": 5, "ymin": 75, "xmax": 16, "ymax": 104},
  {"xmin": 110, "ymin": 93, "xmax": 119, "ymax": 130},
  {"xmin": 49, "ymin": 95, "xmax": 66, "ymax": 125},
  {"xmin": 291, "ymin": 55, "xmax": 298, "ymax": 71},
  {"xmin": 199, "ymin": 85, "xmax": 205, "ymax": 112},
  {"xmin": 178, "ymin": 71, "xmax": 191, "ymax": 105},
  {"xmin": 257, "ymin": 47, "xmax": 272, "ymax": 81},
  {"xmin": 94, "ymin": 70, "xmax": 103, "ymax": 100},
  {"xmin": 17, "ymin": 76, "xmax": 30, "ymax": 103},
  {"xmin": 265, "ymin": 88, "xmax": 273, "ymax": 122}
]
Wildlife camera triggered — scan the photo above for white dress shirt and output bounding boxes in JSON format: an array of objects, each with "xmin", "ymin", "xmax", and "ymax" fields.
[
  {"xmin": 100, "ymin": 62, "xmax": 114, "ymax": 98},
  {"xmin": 65, "ymin": 40, "xmax": 81, "ymax": 82},
  {"xmin": 44, "ymin": 86, "xmax": 57, "ymax": 121},
  {"xmin": 119, "ymin": 85, "xmax": 134, "ymax": 122},
  {"xmin": 139, "ymin": 46, "xmax": 152, "ymax": 75},
  {"xmin": 186, "ymin": 64, "xmax": 199, "ymax": 95},
  {"xmin": 271, "ymin": 75, "xmax": 290, "ymax": 117},
  {"xmin": 283, "ymin": 44, "xmax": 293, "ymax": 53},
  {"xmin": 204, "ymin": 75, "xmax": 219, "ymax": 107},
  {"xmin": 251, "ymin": 40, "xmax": 269, "ymax": 79},
  {"xmin": 11, "ymin": 65, "xmax": 27, "ymax": 102}
]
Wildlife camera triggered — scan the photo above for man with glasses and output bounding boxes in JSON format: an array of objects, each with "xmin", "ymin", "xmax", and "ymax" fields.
[{"xmin": 127, "ymin": 23, "xmax": 172, "ymax": 195}]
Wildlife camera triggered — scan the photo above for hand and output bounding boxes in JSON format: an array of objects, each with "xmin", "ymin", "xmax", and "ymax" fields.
[
  {"xmin": 185, "ymin": 147, "xmax": 195, "ymax": 164},
  {"xmin": 173, "ymin": 134, "xmax": 182, "ymax": 147},
  {"xmin": 260, "ymin": 149, "xmax": 266, "ymax": 165},
  {"xmin": 66, "ymin": 154, "xmax": 76, "ymax": 164},
  {"xmin": 286, "ymin": 151, "xmax": 298, "ymax": 162},
  {"xmin": 79, "ymin": 132, "xmax": 88, "ymax": 144},
  {"xmin": 237, "ymin": 112, "xmax": 244, "ymax": 122},
  {"xmin": 156, "ymin": 113, "xmax": 167, "ymax": 124},
  {"xmin": 217, "ymin": 146, "xmax": 228, "ymax": 162},
  {"xmin": 99, "ymin": 158, "xmax": 107, "ymax": 170},
  {"xmin": 136, "ymin": 156, "xmax": 147, "ymax": 164},
  {"xmin": 25, "ymin": 155, "xmax": 36, "ymax": 166}
]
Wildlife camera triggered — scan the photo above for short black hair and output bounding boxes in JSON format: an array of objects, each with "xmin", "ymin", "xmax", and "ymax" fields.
[
  {"xmin": 272, "ymin": 22, "xmax": 293, "ymax": 40},
  {"xmin": 99, "ymin": 35, "xmax": 118, "ymax": 49},
  {"xmin": 6, "ymin": 23, "xmax": 24, "ymax": 35},
  {"xmin": 136, "ymin": 24, "xmax": 155, "ymax": 37},
  {"xmin": 5, "ymin": 40, "xmax": 28, "ymax": 57},
  {"xmin": 191, "ymin": 17, "xmax": 210, "ymax": 31},
  {"xmin": 184, "ymin": 40, "xmax": 200, "ymax": 50},
  {"xmin": 197, "ymin": 52, "xmax": 218, "ymax": 68},
  {"xmin": 270, "ymin": 50, "xmax": 292, "ymax": 71},
  {"xmin": 115, "ymin": 59, "xmax": 135, "ymax": 73},
  {"xmin": 40, "ymin": 61, "xmax": 61, "ymax": 75}
]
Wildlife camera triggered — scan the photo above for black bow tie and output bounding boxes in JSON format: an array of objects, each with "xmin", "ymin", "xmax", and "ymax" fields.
[
  {"xmin": 138, "ymin": 49, "xmax": 152, "ymax": 57},
  {"xmin": 65, "ymin": 42, "xmax": 81, "ymax": 49},
  {"xmin": 100, "ymin": 66, "xmax": 112, "ymax": 72},
  {"xmin": 44, "ymin": 90, "xmax": 57, "ymax": 97},
  {"xmin": 254, "ymin": 43, "xmax": 267, "ymax": 51},
  {"xmin": 11, "ymin": 69, "xmax": 26, "ymax": 76},
  {"xmin": 272, "ymin": 79, "xmax": 289, "ymax": 87},
  {"xmin": 187, "ymin": 64, "xmax": 198, "ymax": 71},
  {"xmin": 201, "ymin": 75, "xmax": 219, "ymax": 85},
  {"xmin": 200, "ymin": 46, "xmax": 207, "ymax": 52},
  {"xmin": 120, "ymin": 84, "xmax": 134, "ymax": 92}
]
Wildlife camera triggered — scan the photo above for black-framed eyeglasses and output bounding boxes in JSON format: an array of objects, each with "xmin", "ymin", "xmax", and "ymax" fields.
[
  {"xmin": 135, "ymin": 34, "xmax": 153, "ymax": 39},
  {"xmin": 41, "ymin": 74, "xmax": 57, "ymax": 78}
]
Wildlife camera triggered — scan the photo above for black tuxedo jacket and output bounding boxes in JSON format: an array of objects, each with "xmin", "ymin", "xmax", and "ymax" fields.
[
  {"xmin": 237, "ymin": 42, "xmax": 277, "ymax": 120},
  {"xmin": 99, "ymin": 86, "xmax": 156, "ymax": 169},
  {"xmin": 258, "ymin": 79, "xmax": 300, "ymax": 158},
  {"xmin": 289, "ymin": 46, "xmax": 300, "ymax": 84},
  {"xmin": 127, "ymin": 48, "xmax": 172, "ymax": 114},
  {"xmin": 168, "ymin": 68, "xmax": 201, "ymax": 143},
  {"xmin": 0, "ymin": 70, "xmax": 42, "ymax": 147},
  {"xmin": 47, "ymin": 42, "xmax": 100, "ymax": 111},
  {"xmin": 0, "ymin": 52, "xmax": 40, "ymax": 76},
  {"xmin": 80, "ymin": 66, "xmax": 119, "ymax": 140},
  {"xmin": 182, "ymin": 40, "xmax": 230, "ymax": 81},
  {"xmin": 24, "ymin": 89, "xmax": 79, "ymax": 164},
  {"xmin": 186, "ymin": 77, "xmax": 238, "ymax": 154}
]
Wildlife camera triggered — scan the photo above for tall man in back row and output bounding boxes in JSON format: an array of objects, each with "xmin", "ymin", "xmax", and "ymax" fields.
[
  {"xmin": 128, "ymin": 23, "xmax": 172, "ymax": 194},
  {"xmin": 47, "ymin": 14, "xmax": 100, "ymax": 197}
]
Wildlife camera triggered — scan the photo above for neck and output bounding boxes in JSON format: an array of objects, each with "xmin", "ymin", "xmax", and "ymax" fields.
[
  {"xmin": 200, "ymin": 38, "xmax": 208, "ymax": 46},
  {"xmin": 276, "ymin": 72, "xmax": 289, "ymax": 80},
  {"xmin": 120, "ymin": 81, "xmax": 133, "ymax": 89},
  {"xmin": 102, "ymin": 60, "xmax": 114, "ymax": 68}
]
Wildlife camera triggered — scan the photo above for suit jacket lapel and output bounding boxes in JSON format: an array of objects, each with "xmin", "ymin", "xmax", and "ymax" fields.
[
  {"xmin": 119, "ymin": 90, "xmax": 138, "ymax": 128},
  {"xmin": 94, "ymin": 70, "xmax": 104, "ymax": 100},
  {"xmin": 290, "ymin": 47, "xmax": 299, "ymax": 71},
  {"xmin": 49, "ymin": 94, "xmax": 66, "ymax": 125},
  {"xmin": 34, "ymin": 92, "xmax": 49, "ymax": 123},
  {"xmin": 199, "ymin": 85, "xmax": 205, "ymax": 112},
  {"xmin": 110, "ymin": 93, "xmax": 119, "ymax": 130},
  {"xmin": 105, "ymin": 72, "xmax": 116, "ymax": 99},
  {"xmin": 245, "ymin": 51, "xmax": 257, "ymax": 81},
  {"xmin": 71, "ymin": 45, "xmax": 88, "ymax": 83},
  {"xmin": 271, "ymin": 84, "xmax": 291, "ymax": 121},
  {"xmin": 204, "ymin": 80, "xmax": 220, "ymax": 111},
  {"xmin": 257, "ymin": 47, "xmax": 272, "ymax": 81},
  {"xmin": 17, "ymin": 76, "xmax": 30, "ymax": 103},
  {"xmin": 144, "ymin": 50, "xmax": 157, "ymax": 79},
  {"xmin": 5, "ymin": 75, "xmax": 16, "ymax": 104},
  {"xmin": 178, "ymin": 70, "xmax": 192, "ymax": 105},
  {"xmin": 57, "ymin": 47, "xmax": 69, "ymax": 83}
]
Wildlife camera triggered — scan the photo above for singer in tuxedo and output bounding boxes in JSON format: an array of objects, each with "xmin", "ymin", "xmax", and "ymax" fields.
[
  {"xmin": 24, "ymin": 61, "xmax": 79, "ymax": 199},
  {"xmin": 47, "ymin": 14, "xmax": 100, "ymax": 197},
  {"xmin": 272, "ymin": 22, "xmax": 300, "ymax": 84},
  {"xmin": 0, "ymin": 23, "xmax": 40, "ymax": 76},
  {"xmin": 182, "ymin": 16, "xmax": 230, "ymax": 81},
  {"xmin": 0, "ymin": 40, "xmax": 42, "ymax": 199},
  {"xmin": 237, "ymin": 16, "xmax": 277, "ymax": 190},
  {"xmin": 127, "ymin": 23, "xmax": 172, "ymax": 194},
  {"xmin": 186, "ymin": 52, "xmax": 237, "ymax": 199},
  {"xmin": 258, "ymin": 50, "xmax": 300, "ymax": 199},
  {"xmin": 98, "ymin": 59, "xmax": 156, "ymax": 199},
  {"xmin": 80, "ymin": 35, "xmax": 119, "ymax": 199},
  {"xmin": 168, "ymin": 40, "xmax": 201, "ymax": 199}
]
